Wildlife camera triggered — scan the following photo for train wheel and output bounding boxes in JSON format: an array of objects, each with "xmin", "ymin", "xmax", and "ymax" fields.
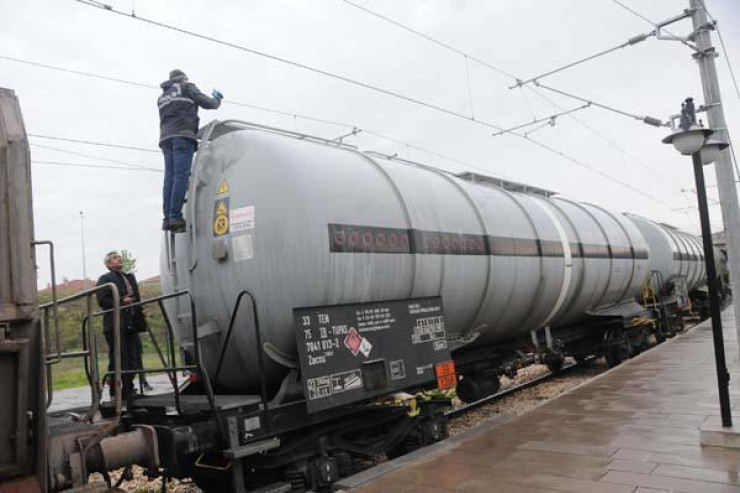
[
  {"xmin": 605, "ymin": 341, "xmax": 630, "ymax": 368},
  {"xmin": 421, "ymin": 416, "xmax": 449, "ymax": 444},
  {"xmin": 456, "ymin": 373, "xmax": 500, "ymax": 403},
  {"xmin": 284, "ymin": 463, "xmax": 309, "ymax": 492},
  {"xmin": 545, "ymin": 353, "xmax": 565, "ymax": 373},
  {"xmin": 309, "ymin": 455, "xmax": 339, "ymax": 492},
  {"xmin": 604, "ymin": 348, "xmax": 622, "ymax": 368}
]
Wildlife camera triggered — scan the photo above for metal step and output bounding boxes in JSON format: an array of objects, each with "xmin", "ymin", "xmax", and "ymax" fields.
[
  {"xmin": 223, "ymin": 438, "xmax": 280, "ymax": 460},
  {"xmin": 48, "ymin": 418, "xmax": 104, "ymax": 438},
  {"xmin": 251, "ymin": 482, "xmax": 291, "ymax": 493}
]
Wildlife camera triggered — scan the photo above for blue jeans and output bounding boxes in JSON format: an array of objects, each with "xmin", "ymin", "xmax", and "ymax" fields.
[{"xmin": 161, "ymin": 137, "xmax": 196, "ymax": 220}]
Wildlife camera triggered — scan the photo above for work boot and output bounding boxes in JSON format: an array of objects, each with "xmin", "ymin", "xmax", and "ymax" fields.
[
  {"xmin": 161, "ymin": 218, "xmax": 170, "ymax": 231},
  {"xmin": 169, "ymin": 217, "xmax": 186, "ymax": 233}
]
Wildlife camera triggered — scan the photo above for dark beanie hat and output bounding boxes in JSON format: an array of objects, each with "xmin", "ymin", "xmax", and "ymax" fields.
[{"xmin": 169, "ymin": 69, "xmax": 187, "ymax": 81}]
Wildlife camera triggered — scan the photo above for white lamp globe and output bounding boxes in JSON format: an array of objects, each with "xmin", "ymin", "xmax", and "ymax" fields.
[{"xmin": 662, "ymin": 125, "xmax": 713, "ymax": 155}]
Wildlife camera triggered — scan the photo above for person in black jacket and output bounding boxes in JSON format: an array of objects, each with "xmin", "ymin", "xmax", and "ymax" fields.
[
  {"xmin": 158, "ymin": 69, "xmax": 223, "ymax": 233},
  {"xmin": 95, "ymin": 251, "xmax": 144, "ymax": 399}
]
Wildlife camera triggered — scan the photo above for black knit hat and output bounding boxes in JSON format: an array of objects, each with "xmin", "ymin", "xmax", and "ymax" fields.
[{"xmin": 169, "ymin": 69, "xmax": 187, "ymax": 81}]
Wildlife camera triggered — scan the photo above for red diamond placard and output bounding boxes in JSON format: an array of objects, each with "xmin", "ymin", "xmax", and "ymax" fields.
[{"xmin": 344, "ymin": 327, "xmax": 362, "ymax": 356}]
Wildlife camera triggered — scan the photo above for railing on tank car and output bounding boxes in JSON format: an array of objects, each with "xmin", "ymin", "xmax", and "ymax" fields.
[
  {"xmin": 41, "ymin": 283, "xmax": 219, "ymax": 421},
  {"xmin": 91, "ymin": 291, "xmax": 219, "ymax": 419},
  {"xmin": 40, "ymin": 283, "xmax": 123, "ymax": 415},
  {"xmin": 213, "ymin": 290, "xmax": 269, "ymax": 412},
  {"xmin": 39, "ymin": 279, "xmax": 125, "ymax": 473}
]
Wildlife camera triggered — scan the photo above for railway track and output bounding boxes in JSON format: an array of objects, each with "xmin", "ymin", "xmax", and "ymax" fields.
[
  {"xmin": 445, "ymin": 361, "xmax": 581, "ymax": 418},
  {"xmin": 446, "ymin": 317, "xmax": 707, "ymax": 421}
]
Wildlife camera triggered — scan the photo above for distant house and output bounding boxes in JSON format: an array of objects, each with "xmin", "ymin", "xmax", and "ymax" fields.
[
  {"xmin": 39, "ymin": 275, "xmax": 160, "ymax": 295},
  {"xmin": 139, "ymin": 275, "xmax": 161, "ymax": 287},
  {"xmin": 39, "ymin": 279, "xmax": 96, "ymax": 295}
]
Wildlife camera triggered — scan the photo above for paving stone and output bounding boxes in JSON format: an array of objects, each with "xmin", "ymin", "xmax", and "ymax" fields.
[{"xmin": 350, "ymin": 308, "xmax": 740, "ymax": 492}]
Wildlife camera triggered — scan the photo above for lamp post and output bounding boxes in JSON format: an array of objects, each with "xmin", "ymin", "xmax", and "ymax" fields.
[
  {"xmin": 663, "ymin": 97, "xmax": 732, "ymax": 428},
  {"xmin": 80, "ymin": 211, "xmax": 87, "ymax": 282}
]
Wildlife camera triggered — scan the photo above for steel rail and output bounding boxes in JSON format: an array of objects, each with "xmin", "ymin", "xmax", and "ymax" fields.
[
  {"xmin": 446, "ymin": 315, "xmax": 708, "ymax": 419},
  {"xmin": 445, "ymin": 362, "xmax": 580, "ymax": 418}
]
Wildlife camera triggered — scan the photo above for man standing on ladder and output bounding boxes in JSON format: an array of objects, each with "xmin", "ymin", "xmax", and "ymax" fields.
[{"xmin": 158, "ymin": 69, "xmax": 223, "ymax": 233}]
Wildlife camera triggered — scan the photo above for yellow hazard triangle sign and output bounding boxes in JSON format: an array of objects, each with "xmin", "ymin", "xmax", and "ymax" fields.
[{"xmin": 217, "ymin": 180, "xmax": 229, "ymax": 195}]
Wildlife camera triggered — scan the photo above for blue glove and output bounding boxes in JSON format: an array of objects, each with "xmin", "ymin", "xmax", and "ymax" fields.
[{"xmin": 212, "ymin": 89, "xmax": 223, "ymax": 100}]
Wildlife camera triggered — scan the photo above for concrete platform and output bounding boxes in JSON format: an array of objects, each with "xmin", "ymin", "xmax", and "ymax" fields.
[{"xmin": 340, "ymin": 308, "xmax": 740, "ymax": 492}]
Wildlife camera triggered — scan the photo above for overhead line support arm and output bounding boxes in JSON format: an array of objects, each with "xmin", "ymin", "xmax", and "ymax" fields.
[
  {"xmin": 511, "ymin": 9, "xmax": 695, "ymax": 90},
  {"xmin": 492, "ymin": 104, "xmax": 591, "ymax": 137}
]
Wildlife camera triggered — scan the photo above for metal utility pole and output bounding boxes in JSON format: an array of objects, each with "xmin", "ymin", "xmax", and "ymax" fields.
[
  {"xmin": 79, "ymin": 211, "xmax": 87, "ymax": 281},
  {"xmin": 690, "ymin": 0, "xmax": 740, "ymax": 353}
]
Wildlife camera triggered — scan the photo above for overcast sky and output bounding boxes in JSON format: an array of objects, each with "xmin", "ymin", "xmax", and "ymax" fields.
[{"xmin": 2, "ymin": 0, "xmax": 739, "ymax": 286}]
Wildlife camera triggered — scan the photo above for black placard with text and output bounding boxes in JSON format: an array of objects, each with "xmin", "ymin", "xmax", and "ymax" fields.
[{"xmin": 294, "ymin": 297, "xmax": 450, "ymax": 413}]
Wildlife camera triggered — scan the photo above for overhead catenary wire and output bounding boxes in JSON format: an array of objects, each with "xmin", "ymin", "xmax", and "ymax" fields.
[
  {"xmin": 697, "ymin": 2, "xmax": 740, "ymax": 180},
  {"xmin": 698, "ymin": 3, "xmax": 740, "ymax": 100},
  {"xmin": 338, "ymin": 0, "xmax": 662, "ymax": 129},
  {"xmin": 359, "ymin": 129, "xmax": 510, "ymax": 178},
  {"xmin": 715, "ymin": 24, "xmax": 740, "ymax": 100},
  {"xmin": 338, "ymin": 0, "xmax": 518, "ymax": 80},
  {"xmin": 330, "ymin": 0, "xmax": 687, "ymax": 203},
  {"xmin": 0, "ymin": 54, "xmax": 155, "ymax": 90},
  {"xmin": 525, "ymin": 86, "xmax": 690, "ymax": 193},
  {"xmin": 510, "ymin": 3, "xmax": 696, "ymax": 90},
  {"xmin": 29, "ymin": 133, "xmax": 160, "ymax": 153},
  {"xmin": 690, "ymin": 8, "xmax": 740, "ymax": 184},
  {"xmin": 511, "ymin": 30, "xmax": 656, "ymax": 88},
  {"xmin": 524, "ymin": 120, "xmax": 554, "ymax": 138},
  {"xmin": 29, "ymin": 143, "xmax": 161, "ymax": 171},
  {"xmin": 67, "ymin": 2, "xmax": 673, "ymax": 208},
  {"xmin": 0, "ymin": 54, "xmax": 355, "ymax": 132},
  {"xmin": 609, "ymin": 0, "xmax": 697, "ymax": 51},
  {"xmin": 32, "ymin": 160, "xmax": 162, "ymax": 173},
  {"xmin": 72, "ymin": 0, "xmax": 490, "ymax": 126},
  {"xmin": 534, "ymin": 82, "xmax": 666, "ymax": 127},
  {"xmin": 492, "ymin": 104, "xmax": 592, "ymax": 137},
  {"xmin": 1, "ymin": 54, "xmax": 507, "ymax": 181}
]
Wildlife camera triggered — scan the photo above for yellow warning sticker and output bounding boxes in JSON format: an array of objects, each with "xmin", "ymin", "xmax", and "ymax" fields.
[
  {"xmin": 217, "ymin": 180, "xmax": 230, "ymax": 195},
  {"xmin": 212, "ymin": 197, "xmax": 230, "ymax": 236},
  {"xmin": 213, "ymin": 215, "xmax": 229, "ymax": 236}
]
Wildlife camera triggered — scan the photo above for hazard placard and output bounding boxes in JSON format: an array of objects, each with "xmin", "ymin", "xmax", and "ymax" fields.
[
  {"xmin": 294, "ymin": 297, "xmax": 450, "ymax": 413},
  {"xmin": 213, "ymin": 215, "xmax": 229, "ymax": 236},
  {"xmin": 435, "ymin": 360, "xmax": 456, "ymax": 390},
  {"xmin": 212, "ymin": 197, "xmax": 230, "ymax": 236}
]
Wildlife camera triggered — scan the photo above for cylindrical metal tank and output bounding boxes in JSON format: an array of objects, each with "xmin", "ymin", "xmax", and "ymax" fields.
[
  {"xmin": 625, "ymin": 214, "xmax": 710, "ymax": 292},
  {"xmin": 160, "ymin": 121, "xmax": 707, "ymax": 393}
]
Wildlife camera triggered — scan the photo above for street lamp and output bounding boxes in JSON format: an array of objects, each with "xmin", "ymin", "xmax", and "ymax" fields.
[
  {"xmin": 662, "ymin": 97, "xmax": 732, "ymax": 428},
  {"xmin": 80, "ymin": 211, "xmax": 88, "ymax": 282},
  {"xmin": 701, "ymin": 139, "xmax": 730, "ymax": 166}
]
